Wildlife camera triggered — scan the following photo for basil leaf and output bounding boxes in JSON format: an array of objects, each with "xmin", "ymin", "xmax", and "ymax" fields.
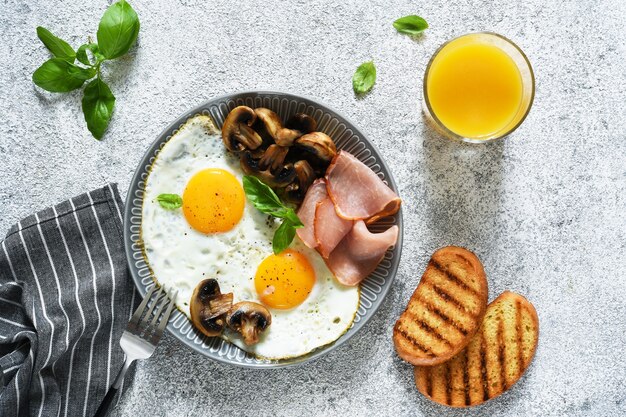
[
  {"xmin": 243, "ymin": 175, "xmax": 304, "ymax": 226},
  {"xmin": 36, "ymin": 27, "xmax": 75, "ymax": 62},
  {"xmin": 261, "ymin": 206, "xmax": 299, "ymax": 225},
  {"xmin": 97, "ymin": 0, "xmax": 140, "ymax": 60},
  {"xmin": 156, "ymin": 193, "xmax": 182, "ymax": 210},
  {"xmin": 393, "ymin": 15, "xmax": 428, "ymax": 35},
  {"xmin": 82, "ymin": 78, "xmax": 115, "ymax": 139},
  {"xmin": 32, "ymin": 58, "xmax": 96, "ymax": 92},
  {"xmin": 272, "ymin": 220, "xmax": 297, "ymax": 254},
  {"xmin": 243, "ymin": 175, "xmax": 284, "ymax": 213},
  {"xmin": 352, "ymin": 61, "xmax": 376, "ymax": 94},
  {"xmin": 282, "ymin": 208, "xmax": 303, "ymax": 228},
  {"xmin": 77, "ymin": 43, "xmax": 103, "ymax": 66}
]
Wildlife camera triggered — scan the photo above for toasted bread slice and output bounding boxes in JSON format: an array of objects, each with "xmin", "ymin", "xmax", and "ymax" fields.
[
  {"xmin": 414, "ymin": 291, "xmax": 539, "ymax": 407},
  {"xmin": 393, "ymin": 246, "xmax": 488, "ymax": 366}
]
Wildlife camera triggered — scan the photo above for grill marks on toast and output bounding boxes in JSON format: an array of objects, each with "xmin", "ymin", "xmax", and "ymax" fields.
[
  {"xmin": 414, "ymin": 291, "xmax": 539, "ymax": 407},
  {"xmin": 431, "ymin": 259, "xmax": 480, "ymax": 296},
  {"xmin": 479, "ymin": 333, "xmax": 490, "ymax": 402},
  {"xmin": 393, "ymin": 247, "xmax": 488, "ymax": 366},
  {"xmin": 449, "ymin": 350, "xmax": 468, "ymax": 406},
  {"xmin": 418, "ymin": 284, "xmax": 475, "ymax": 334},
  {"xmin": 424, "ymin": 367, "xmax": 433, "ymax": 396},
  {"xmin": 461, "ymin": 351, "xmax": 471, "ymax": 405},
  {"xmin": 430, "ymin": 284, "xmax": 469, "ymax": 314},
  {"xmin": 496, "ymin": 318, "xmax": 507, "ymax": 394},
  {"xmin": 406, "ymin": 311, "xmax": 454, "ymax": 348},
  {"xmin": 416, "ymin": 295, "xmax": 469, "ymax": 336},
  {"xmin": 394, "ymin": 326, "xmax": 435, "ymax": 357},
  {"xmin": 515, "ymin": 300, "xmax": 524, "ymax": 379}
]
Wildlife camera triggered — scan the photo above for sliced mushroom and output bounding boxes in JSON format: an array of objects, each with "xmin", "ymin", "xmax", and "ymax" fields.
[
  {"xmin": 285, "ymin": 113, "xmax": 317, "ymax": 133},
  {"xmin": 275, "ymin": 113, "xmax": 318, "ymax": 147},
  {"xmin": 275, "ymin": 129, "xmax": 301, "ymax": 147},
  {"xmin": 258, "ymin": 144, "xmax": 289, "ymax": 175},
  {"xmin": 190, "ymin": 279, "xmax": 234, "ymax": 337},
  {"xmin": 295, "ymin": 132, "xmax": 337, "ymax": 164},
  {"xmin": 254, "ymin": 108, "xmax": 283, "ymax": 140},
  {"xmin": 285, "ymin": 160, "xmax": 316, "ymax": 202},
  {"xmin": 222, "ymin": 106, "xmax": 263, "ymax": 152},
  {"xmin": 240, "ymin": 151, "xmax": 296, "ymax": 188},
  {"xmin": 226, "ymin": 301, "xmax": 272, "ymax": 345}
]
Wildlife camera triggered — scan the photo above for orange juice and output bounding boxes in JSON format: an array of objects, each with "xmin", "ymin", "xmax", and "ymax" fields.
[{"xmin": 425, "ymin": 33, "xmax": 527, "ymax": 140}]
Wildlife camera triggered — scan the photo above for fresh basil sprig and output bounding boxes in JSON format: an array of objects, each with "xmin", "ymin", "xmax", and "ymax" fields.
[
  {"xmin": 393, "ymin": 15, "xmax": 428, "ymax": 36},
  {"xmin": 157, "ymin": 194, "xmax": 183, "ymax": 210},
  {"xmin": 32, "ymin": 0, "xmax": 140, "ymax": 140},
  {"xmin": 243, "ymin": 175, "xmax": 304, "ymax": 254},
  {"xmin": 352, "ymin": 61, "xmax": 376, "ymax": 95}
]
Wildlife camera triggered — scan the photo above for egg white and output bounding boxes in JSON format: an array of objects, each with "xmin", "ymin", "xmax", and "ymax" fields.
[{"xmin": 141, "ymin": 115, "xmax": 360, "ymax": 359}]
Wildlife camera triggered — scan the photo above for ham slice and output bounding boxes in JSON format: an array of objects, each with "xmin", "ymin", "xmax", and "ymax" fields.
[
  {"xmin": 296, "ymin": 179, "xmax": 328, "ymax": 248},
  {"xmin": 326, "ymin": 151, "xmax": 401, "ymax": 222},
  {"xmin": 314, "ymin": 198, "xmax": 353, "ymax": 258},
  {"xmin": 326, "ymin": 221, "xmax": 399, "ymax": 286}
]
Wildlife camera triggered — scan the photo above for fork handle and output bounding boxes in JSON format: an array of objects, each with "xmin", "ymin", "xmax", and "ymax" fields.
[{"xmin": 94, "ymin": 358, "xmax": 134, "ymax": 417}]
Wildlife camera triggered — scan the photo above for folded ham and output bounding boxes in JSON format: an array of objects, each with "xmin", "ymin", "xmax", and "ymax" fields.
[
  {"xmin": 296, "ymin": 179, "xmax": 328, "ymax": 248},
  {"xmin": 325, "ymin": 221, "xmax": 399, "ymax": 286},
  {"xmin": 296, "ymin": 150, "xmax": 401, "ymax": 286},
  {"xmin": 314, "ymin": 198, "xmax": 353, "ymax": 258},
  {"xmin": 326, "ymin": 151, "xmax": 401, "ymax": 223}
]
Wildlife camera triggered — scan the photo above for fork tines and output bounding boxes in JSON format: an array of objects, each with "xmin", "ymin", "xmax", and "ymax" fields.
[{"xmin": 128, "ymin": 286, "xmax": 178, "ymax": 344}]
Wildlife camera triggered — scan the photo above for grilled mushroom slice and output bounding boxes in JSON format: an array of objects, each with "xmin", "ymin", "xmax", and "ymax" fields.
[
  {"xmin": 285, "ymin": 113, "xmax": 317, "ymax": 133},
  {"xmin": 240, "ymin": 151, "xmax": 296, "ymax": 188},
  {"xmin": 258, "ymin": 144, "xmax": 289, "ymax": 175},
  {"xmin": 254, "ymin": 108, "xmax": 283, "ymax": 140},
  {"xmin": 295, "ymin": 132, "xmax": 337, "ymax": 165},
  {"xmin": 285, "ymin": 160, "xmax": 316, "ymax": 202},
  {"xmin": 222, "ymin": 106, "xmax": 263, "ymax": 152},
  {"xmin": 276, "ymin": 113, "xmax": 318, "ymax": 147},
  {"xmin": 226, "ymin": 301, "xmax": 272, "ymax": 345},
  {"xmin": 190, "ymin": 279, "xmax": 233, "ymax": 337},
  {"xmin": 255, "ymin": 108, "xmax": 296, "ymax": 147},
  {"xmin": 275, "ymin": 129, "xmax": 301, "ymax": 146}
]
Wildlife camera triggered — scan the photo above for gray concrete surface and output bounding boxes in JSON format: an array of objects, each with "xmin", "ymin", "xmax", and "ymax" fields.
[{"xmin": 2, "ymin": 0, "xmax": 625, "ymax": 416}]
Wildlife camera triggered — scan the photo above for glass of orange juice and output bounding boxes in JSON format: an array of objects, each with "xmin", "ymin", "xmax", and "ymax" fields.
[{"xmin": 423, "ymin": 32, "xmax": 535, "ymax": 143}]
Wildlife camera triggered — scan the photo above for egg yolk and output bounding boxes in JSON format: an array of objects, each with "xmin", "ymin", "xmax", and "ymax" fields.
[
  {"xmin": 254, "ymin": 249, "xmax": 316, "ymax": 309},
  {"xmin": 182, "ymin": 168, "xmax": 245, "ymax": 233}
]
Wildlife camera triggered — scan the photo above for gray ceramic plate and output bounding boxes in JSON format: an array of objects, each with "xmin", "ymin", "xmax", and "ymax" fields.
[{"xmin": 123, "ymin": 91, "xmax": 403, "ymax": 368}]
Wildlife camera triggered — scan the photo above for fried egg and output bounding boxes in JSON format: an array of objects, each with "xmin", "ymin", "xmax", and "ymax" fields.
[{"xmin": 141, "ymin": 115, "xmax": 360, "ymax": 359}]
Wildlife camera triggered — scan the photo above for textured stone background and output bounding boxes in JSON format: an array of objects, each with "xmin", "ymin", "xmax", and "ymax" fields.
[{"xmin": 1, "ymin": 0, "xmax": 625, "ymax": 416}]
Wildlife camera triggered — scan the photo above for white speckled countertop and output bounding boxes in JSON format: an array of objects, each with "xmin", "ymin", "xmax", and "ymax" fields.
[{"xmin": 1, "ymin": 0, "xmax": 625, "ymax": 416}]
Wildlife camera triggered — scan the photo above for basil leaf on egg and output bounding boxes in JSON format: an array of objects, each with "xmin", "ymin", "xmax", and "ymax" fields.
[
  {"xmin": 273, "ymin": 220, "xmax": 297, "ymax": 255},
  {"xmin": 243, "ymin": 175, "xmax": 303, "ymax": 253},
  {"xmin": 97, "ymin": 0, "xmax": 140, "ymax": 60},
  {"xmin": 82, "ymin": 78, "xmax": 115, "ymax": 140},
  {"xmin": 36, "ymin": 27, "xmax": 76, "ymax": 62},
  {"xmin": 393, "ymin": 15, "xmax": 429, "ymax": 35},
  {"xmin": 352, "ymin": 61, "xmax": 376, "ymax": 95},
  {"xmin": 156, "ymin": 193, "xmax": 183, "ymax": 210},
  {"xmin": 242, "ymin": 175, "xmax": 284, "ymax": 212}
]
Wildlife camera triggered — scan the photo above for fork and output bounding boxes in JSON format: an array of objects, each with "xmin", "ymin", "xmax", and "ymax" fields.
[{"xmin": 94, "ymin": 286, "xmax": 178, "ymax": 417}]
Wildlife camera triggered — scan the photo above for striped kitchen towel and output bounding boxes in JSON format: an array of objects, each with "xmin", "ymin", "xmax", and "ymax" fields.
[{"xmin": 0, "ymin": 184, "xmax": 137, "ymax": 417}]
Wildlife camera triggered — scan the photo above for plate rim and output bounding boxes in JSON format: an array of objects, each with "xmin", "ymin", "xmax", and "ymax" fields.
[{"xmin": 123, "ymin": 90, "xmax": 404, "ymax": 368}]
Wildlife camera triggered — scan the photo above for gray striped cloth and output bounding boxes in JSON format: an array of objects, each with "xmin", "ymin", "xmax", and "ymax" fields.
[{"xmin": 0, "ymin": 184, "xmax": 136, "ymax": 417}]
